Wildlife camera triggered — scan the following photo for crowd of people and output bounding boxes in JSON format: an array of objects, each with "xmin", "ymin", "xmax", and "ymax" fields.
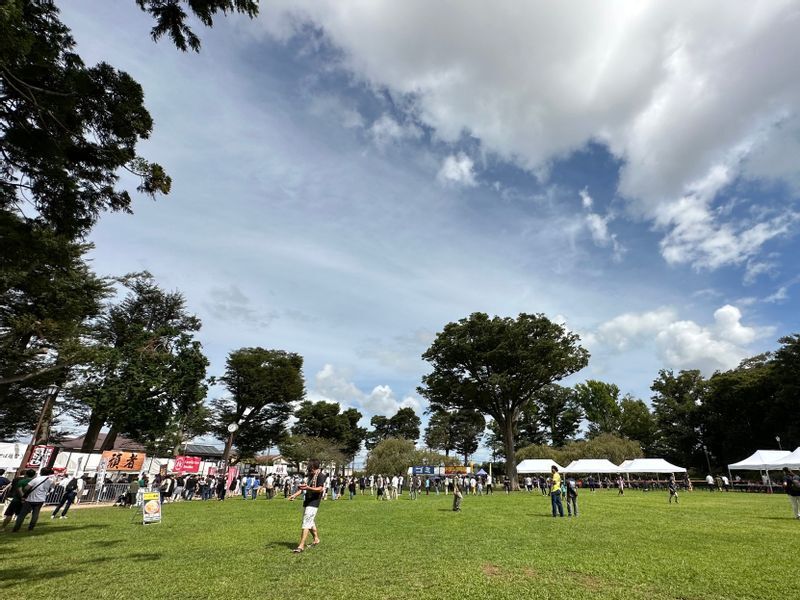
[{"xmin": 3, "ymin": 464, "xmax": 800, "ymax": 535}]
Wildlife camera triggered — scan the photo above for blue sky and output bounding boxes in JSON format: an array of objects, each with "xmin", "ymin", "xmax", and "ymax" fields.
[{"xmin": 60, "ymin": 2, "xmax": 799, "ymax": 460}]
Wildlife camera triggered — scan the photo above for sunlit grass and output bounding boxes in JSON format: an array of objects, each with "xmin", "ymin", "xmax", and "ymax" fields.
[{"xmin": 0, "ymin": 489, "xmax": 795, "ymax": 599}]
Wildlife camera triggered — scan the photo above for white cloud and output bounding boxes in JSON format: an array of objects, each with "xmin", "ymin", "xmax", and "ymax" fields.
[
  {"xmin": 437, "ymin": 152, "xmax": 477, "ymax": 187},
  {"xmin": 579, "ymin": 187, "xmax": 593, "ymax": 209},
  {"xmin": 764, "ymin": 286, "xmax": 789, "ymax": 303},
  {"xmin": 590, "ymin": 304, "xmax": 772, "ymax": 374},
  {"xmin": 310, "ymin": 364, "xmax": 424, "ymax": 420},
  {"xmin": 580, "ymin": 188, "xmax": 625, "ymax": 261},
  {"xmin": 264, "ymin": 1, "xmax": 800, "ymax": 270},
  {"xmin": 369, "ymin": 114, "xmax": 423, "ymax": 148}
]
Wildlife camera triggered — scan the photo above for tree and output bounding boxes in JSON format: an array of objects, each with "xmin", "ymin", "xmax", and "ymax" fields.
[
  {"xmin": 423, "ymin": 409, "xmax": 458, "ymax": 456},
  {"xmin": 1, "ymin": 1, "xmax": 171, "ymax": 239},
  {"xmin": 651, "ymin": 369, "xmax": 708, "ymax": 470},
  {"xmin": 574, "ymin": 380, "xmax": 622, "ymax": 437},
  {"xmin": 279, "ymin": 434, "xmax": 344, "ymax": 471},
  {"xmin": 451, "ymin": 409, "xmax": 485, "ymax": 466},
  {"xmin": 534, "ymin": 384, "xmax": 582, "ymax": 446},
  {"xmin": 365, "ymin": 438, "xmax": 417, "ymax": 476},
  {"xmin": 617, "ymin": 395, "xmax": 657, "ymax": 454},
  {"xmin": 213, "ymin": 347, "xmax": 303, "ymax": 463},
  {"xmin": 419, "ymin": 312, "xmax": 589, "ymax": 489},
  {"xmin": 73, "ymin": 273, "xmax": 207, "ymax": 452},
  {"xmin": 135, "ymin": 0, "xmax": 259, "ymax": 52},
  {"xmin": 559, "ymin": 433, "xmax": 643, "ymax": 466},
  {"xmin": 292, "ymin": 400, "xmax": 366, "ymax": 462},
  {"xmin": 769, "ymin": 335, "xmax": 800, "ymax": 449},
  {"xmin": 366, "ymin": 407, "xmax": 421, "ymax": 449}
]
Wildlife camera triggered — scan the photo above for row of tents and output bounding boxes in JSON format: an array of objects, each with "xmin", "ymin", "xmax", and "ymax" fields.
[
  {"xmin": 517, "ymin": 458, "xmax": 685, "ymax": 474},
  {"xmin": 517, "ymin": 449, "xmax": 800, "ymax": 476}
]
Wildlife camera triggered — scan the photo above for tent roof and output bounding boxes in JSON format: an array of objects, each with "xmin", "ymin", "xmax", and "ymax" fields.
[
  {"xmin": 622, "ymin": 458, "xmax": 687, "ymax": 473},
  {"xmin": 563, "ymin": 459, "xmax": 621, "ymax": 474},
  {"xmin": 516, "ymin": 459, "xmax": 563, "ymax": 473},
  {"xmin": 771, "ymin": 447, "xmax": 800, "ymax": 469},
  {"xmin": 475, "ymin": 468, "xmax": 487, "ymax": 475},
  {"xmin": 728, "ymin": 449, "xmax": 790, "ymax": 470}
]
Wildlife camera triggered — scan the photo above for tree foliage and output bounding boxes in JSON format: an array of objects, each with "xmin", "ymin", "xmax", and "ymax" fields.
[
  {"xmin": 419, "ymin": 312, "xmax": 589, "ymax": 487},
  {"xmin": 136, "ymin": 0, "xmax": 259, "ymax": 52},
  {"xmin": 367, "ymin": 407, "xmax": 421, "ymax": 449},
  {"xmin": 292, "ymin": 400, "xmax": 366, "ymax": 461},
  {"xmin": 213, "ymin": 347, "xmax": 303, "ymax": 461},
  {"xmin": 535, "ymin": 384, "xmax": 582, "ymax": 446},
  {"xmin": 574, "ymin": 380, "xmax": 622, "ymax": 437},
  {"xmin": 650, "ymin": 369, "xmax": 707, "ymax": 470}
]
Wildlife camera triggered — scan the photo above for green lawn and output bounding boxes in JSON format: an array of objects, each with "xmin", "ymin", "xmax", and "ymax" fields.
[{"xmin": 1, "ymin": 489, "xmax": 795, "ymax": 599}]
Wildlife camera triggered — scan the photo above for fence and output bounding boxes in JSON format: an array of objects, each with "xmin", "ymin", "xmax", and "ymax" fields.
[{"xmin": 43, "ymin": 482, "xmax": 132, "ymax": 506}]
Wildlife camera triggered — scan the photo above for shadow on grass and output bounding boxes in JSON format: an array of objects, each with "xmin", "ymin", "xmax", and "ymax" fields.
[
  {"xmin": 264, "ymin": 541, "xmax": 298, "ymax": 550},
  {"xmin": 0, "ymin": 523, "xmax": 109, "ymax": 543},
  {"xmin": 0, "ymin": 567, "xmax": 75, "ymax": 589}
]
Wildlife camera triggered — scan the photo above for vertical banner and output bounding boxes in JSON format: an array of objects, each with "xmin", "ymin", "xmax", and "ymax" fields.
[
  {"xmin": 95, "ymin": 457, "xmax": 108, "ymax": 501},
  {"xmin": 26, "ymin": 445, "xmax": 56, "ymax": 469},
  {"xmin": 226, "ymin": 466, "xmax": 238, "ymax": 491},
  {"xmin": 142, "ymin": 491, "xmax": 162, "ymax": 524}
]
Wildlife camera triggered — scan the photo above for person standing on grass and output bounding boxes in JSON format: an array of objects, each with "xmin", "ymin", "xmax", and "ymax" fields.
[
  {"xmin": 617, "ymin": 475, "xmax": 625, "ymax": 496},
  {"xmin": 668, "ymin": 474, "xmax": 679, "ymax": 504},
  {"xmin": 452, "ymin": 477, "xmax": 463, "ymax": 512},
  {"xmin": 288, "ymin": 459, "xmax": 327, "ymax": 553},
  {"xmin": 566, "ymin": 476, "xmax": 578, "ymax": 517},
  {"xmin": 348, "ymin": 477, "xmax": 356, "ymax": 500},
  {"xmin": 705, "ymin": 474, "xmax": 715, "ymax": 491},
  {"xmin": 13, "ymin": 467, "xmax": 55, "ymax": 532},
  {"xmin": 550, "ymin": 466, "xmax": 564, "ymax": 517},
  {"xmin": 781, "ymin": 467, "xmax": 800, "ymax": 519}
]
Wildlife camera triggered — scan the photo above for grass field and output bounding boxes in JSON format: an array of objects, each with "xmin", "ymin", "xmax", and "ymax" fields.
[{"xmin": 1, "ymin": 489, "xmax": 796, "ymax": 600}]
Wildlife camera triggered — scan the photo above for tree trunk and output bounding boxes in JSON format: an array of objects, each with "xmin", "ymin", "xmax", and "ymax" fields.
[
  {"xmin": 34, "ymin": 385, "xmax": 60, "ymax": 445},
  {"xmin": 99, "ymin": 425, "xmax": 118, "ymax": 452},
  {"xmin": 81, "ymin": 410, "xmax": 105, "ymax": 452},
  {"xmin": 502, "ymin": 417, "xmax": 519, "ymax": 490}
]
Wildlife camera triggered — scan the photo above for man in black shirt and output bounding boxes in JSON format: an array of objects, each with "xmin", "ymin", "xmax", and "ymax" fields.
[{"xmin": 288, "ymin": 459, "xmax": 327, "ymax": 552}]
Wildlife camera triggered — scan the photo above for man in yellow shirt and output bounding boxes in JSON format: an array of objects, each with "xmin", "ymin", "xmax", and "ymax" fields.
[{"xmin": 550, "ymin": 465, "xmax": 564, "ymax": 517}]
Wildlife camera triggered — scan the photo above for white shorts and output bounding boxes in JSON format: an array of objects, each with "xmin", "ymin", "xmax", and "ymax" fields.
[{"xmin": 302, "ymin": 506, "xmax": 318, "ymax": 530}]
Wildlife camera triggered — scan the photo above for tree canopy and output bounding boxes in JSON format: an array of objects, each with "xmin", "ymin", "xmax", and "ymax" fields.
[
  {"xmin": 367, "ymin": 407, "xmax": 421, "ymax": 449},
  {"xmin": 419, "ymin": 312, "xmax": 589, "ymax": 488}
]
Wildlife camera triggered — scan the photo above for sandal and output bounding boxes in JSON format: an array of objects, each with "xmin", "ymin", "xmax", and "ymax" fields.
[
  {"xmin": 310, "ymin": 541, "xmax": 320, "ymax": 547},
  {"xmin": 292, "ymin": 547, "xmax": 304, "ymax": 553}
]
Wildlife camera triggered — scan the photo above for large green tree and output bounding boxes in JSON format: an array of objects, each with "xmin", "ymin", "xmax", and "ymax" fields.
[
  {"xmin": 650, "ymin": 369, "xmax": 708, "ymax": 470},
  {"xmin": 451, "ymin": 408, "xmax": 485, "ymax": 466},
  {"xmin": 534, "ymin": 384, "xmax": 582, "ymax": 446},
  {"xmin": 73, "ymin": 273, "xmax": 207, "ymax": 452},
  {"xmin": 574, "ymin": 380, "xmax": 622, "ymax": 437},
  {"xmin": 213, "ymin": 347, "xmax": 303, "ymax": 463},
  {"xmin": 617, "ymin": 395, "xmax": 657, "ymax": 454},
  {"xmin": 292, "ymin": 400, "xmax": 366, "ymax": 462},
  {"xmin": 419, "ymin": 312, "xmax": 589, "ymax": 488},
  {"xmin": 367, "ymin": 407, "xmax": 421, "ymax": 449}
]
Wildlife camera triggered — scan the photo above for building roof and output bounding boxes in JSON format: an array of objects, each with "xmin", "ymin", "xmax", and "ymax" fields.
[
  {"xmin": 59, "ymin": 433, "xmax": 145, "ymax": 453},
  {"xmin": 58, "ymin": 436, "xmax": 223, "ymax": 458}
]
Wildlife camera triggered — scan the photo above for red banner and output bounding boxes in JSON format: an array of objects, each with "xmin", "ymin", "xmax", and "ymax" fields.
[
  {"xmin": 26, "ymin": 445, "xmax": 56, "ymax": 469},
  {"xmin": 173, "ymin": 455, "xmax": 201, "ymax": 473}
]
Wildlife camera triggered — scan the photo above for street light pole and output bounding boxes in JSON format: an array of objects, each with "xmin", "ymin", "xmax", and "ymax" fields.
[
  {"xmin": 775, "ymin": 436, "xmax": 782, "ymax": 451},
  {"xmin": 702, "ymin": 444, "xmax": 712, "ymax": 474}
]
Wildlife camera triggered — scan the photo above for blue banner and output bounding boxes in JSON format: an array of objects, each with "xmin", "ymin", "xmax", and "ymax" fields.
[{"xmin": 412, "ymin": 466, "xmax": 435, "ymax": 475}]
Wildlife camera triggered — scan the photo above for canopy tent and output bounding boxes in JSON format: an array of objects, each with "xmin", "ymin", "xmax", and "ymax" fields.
[
  {"xmin": 728, "ymin": 450, "xmax": 790, "ymax": 471},
  {"xmin": 771, "ymin": 447, "xmax": 800, "ymax": 469},
  {"xmin": 562, "ymin": 459, "xmax": 621, "ymax": 474},
  {"xmin": 475, "ymin": 468, "xmax": 488, "ymax": 476},
  {"xmin": 516, "ymin": 459, "xmax": 563, "ymax": 474},
  {"xmin": 622, "ymin": 458, "xmax": 687, "ymax": 474},
  {"xmin": 618, "ymin": 459, "xmax": 634, "ymax": 471}
]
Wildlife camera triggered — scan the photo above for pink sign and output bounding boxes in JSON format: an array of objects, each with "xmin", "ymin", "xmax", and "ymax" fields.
[
  {"xmin": 226, "ymin": 466, "xmax": 239, "ymax": 491},
  {"xmin": 173, "ymin": 455, "xmax": 201, "ymax": 473}
]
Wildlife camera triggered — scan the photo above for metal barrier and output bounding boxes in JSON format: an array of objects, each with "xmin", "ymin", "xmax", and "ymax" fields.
[{"xmin": 44, "ymin": 482, "xmax": 132, "ymax": 506}]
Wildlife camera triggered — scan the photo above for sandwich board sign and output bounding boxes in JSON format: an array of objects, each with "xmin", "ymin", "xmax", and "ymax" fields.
[{"xmin": 142, "ymin": 491, "xmax": 162, "ymax": 525}]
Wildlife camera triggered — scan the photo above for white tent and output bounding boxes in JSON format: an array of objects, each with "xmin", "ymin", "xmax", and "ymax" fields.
[
  {"xmin": 622, "ymin": 458, "xmax": 686, "ymax": 473},
  {"xmin": 728, "ymin": 449, "xmax": 790, "ymax": 471},
  {"xmin": 618, "ymin": 459, "xmax": 633, "ymax": 471},
  {"xmin": 562, "ymin": 459, "xmax": 621, "ymax": 474},
  {"xmin": 771, "ymin": 447, "xmax": 800, "ymax": 469},
  {"xmin": 517, "ymin": 459, "xmax": 563, "ymax": 474}
]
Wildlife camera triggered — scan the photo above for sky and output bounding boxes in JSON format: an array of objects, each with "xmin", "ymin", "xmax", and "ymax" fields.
[{"xmin": 58, "ymin": 2, "xmax": 799, "ymax": 461}]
